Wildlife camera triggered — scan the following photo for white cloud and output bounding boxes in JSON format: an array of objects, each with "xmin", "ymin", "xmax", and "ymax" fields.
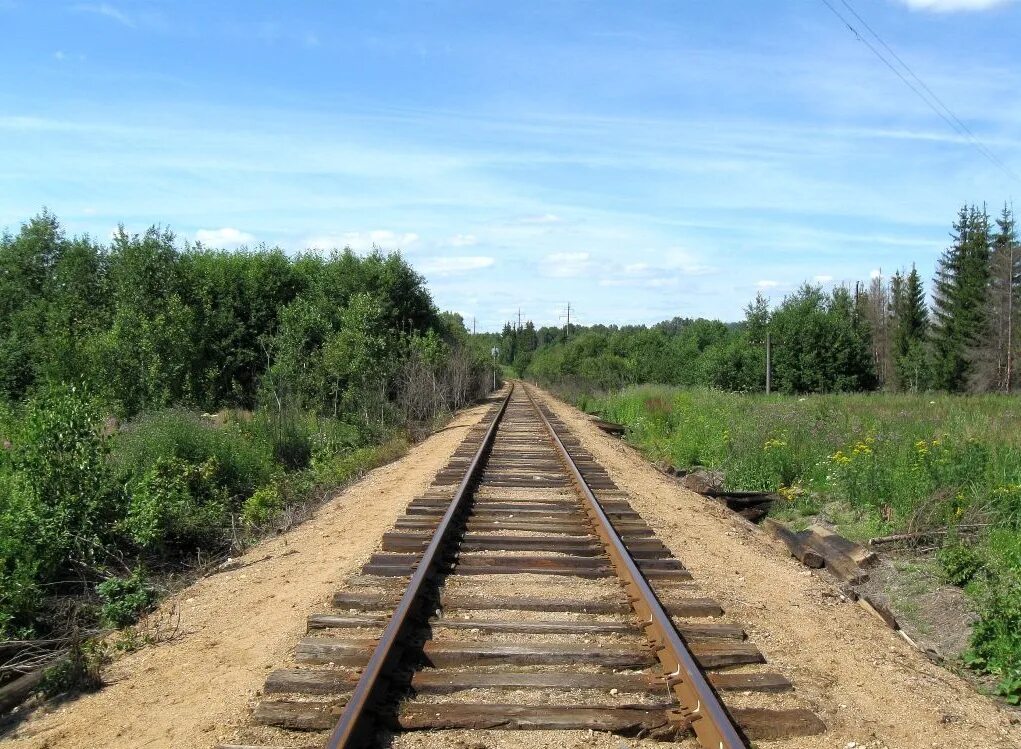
[
  {"xmin": 74, "ymin": 3, "xmax": 134, "ymax": 27},
  {"xmin": 447, "ymin": 233, "xmax": 478, "ymax": 247},
  {"xmin": 898, "ymin": 0, "xmax": 1017, "ymax": 10},
  {"xmin": 417, "ymin": 256, "xmax": 494, "ymax": 275},
  {"xmin": 195, "ymin": 227, "xmax": 255, "ymax": 247},
  {"xmin": 542, "ymin": 251, "xmax": 590, "ymax": 278},
  {"xmin": 756, "ymin": 280, "xmax": 781, "ymax": 289},
  {"xmin": 814, "ymin": 274, "xmax": 834, "ymax": 283},
  {"xmin": 306, "ymin": 230, "xmax": 419, "ymax": 252},
  {"xmin": 870, "ymin": 269, "xmax": 883, "ymax": 280}
]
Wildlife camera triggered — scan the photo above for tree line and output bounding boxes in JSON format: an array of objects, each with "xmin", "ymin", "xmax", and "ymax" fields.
[
  {"xmin": 498, "ymin": 203, "xmax": 1020, "ymax": 396},
  {"xmin": 0, "ymin": 210, "xmax": 490, "ymax": 422}
]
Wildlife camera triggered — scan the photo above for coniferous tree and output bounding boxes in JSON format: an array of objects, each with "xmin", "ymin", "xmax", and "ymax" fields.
[
  {"xmin": 891, "ymin": 265, "xmax": 929, "ymax": 391},
  {"xmin": 984, "ymin": 204, "xmax": 1020, "ymax": 392},
  {"xmin": 931, "ymin": 205, "xmax": 991, "ymax": 392}
]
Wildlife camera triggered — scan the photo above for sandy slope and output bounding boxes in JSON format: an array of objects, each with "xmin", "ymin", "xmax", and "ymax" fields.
[
  {"xmin": 535, "ymin": 386, "xmax": 1021, "ymax": 749},
  {"xmin": 1, "ymin": 399, "xmax": 495, "ymax": 749}
]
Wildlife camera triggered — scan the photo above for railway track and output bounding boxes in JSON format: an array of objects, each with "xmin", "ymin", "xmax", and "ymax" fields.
[{"xmin": 220, "ymin": 383, "xmax": 825, "ymax": 749}]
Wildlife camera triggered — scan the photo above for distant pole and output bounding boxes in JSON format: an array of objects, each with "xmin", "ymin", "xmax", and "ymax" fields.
[
  {"xmin": 566, "ymin": 302, "xmax": 571, "ymax": 339},
  {"xmin": 472, "ymin": 316, "xmax": 476, "ymax": 335},
  {"xmin": 517, "ymin": 308, "xmax": 522, "ymax": 332},
  {"xmin": 765, "ymin": 332, "xmax": 772, "ymax": 395},
  {"xmin": 491, "ymin": 346, "xmax": 499, "ymax": 391}
]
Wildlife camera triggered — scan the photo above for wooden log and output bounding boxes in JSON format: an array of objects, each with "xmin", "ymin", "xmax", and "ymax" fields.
[
  {"xmin": 803, "ymin": 525, "xmax": 874, "ymax": 583},
  {"xmin": 762, "ymin": 518, "xmax": 824, "ymax": 569},
  {"xmin": 807, "ymin": 524, "xmax": 878, "ymax": 567},
  {"xmin": 0, "ymin": 666, "xmax": 47, "ymax": 715},
  {"xmin": 397, "ymin": 702, "xmax": 671, "ymax": 733}
]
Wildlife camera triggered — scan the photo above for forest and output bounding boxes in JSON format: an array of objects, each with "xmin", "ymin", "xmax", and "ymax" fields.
[
  {"xmin": 497, "ymin": 204, "xmax": 1019, "ymax": 397},
  {"xmin": 0, "ymin": 211, "xmax": 491, "ymax": 664}
]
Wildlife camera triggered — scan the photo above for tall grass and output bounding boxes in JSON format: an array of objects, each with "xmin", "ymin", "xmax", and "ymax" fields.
[{"xmin": 590, "ymin": 386, "xmax": 1021, "ymax": 700}]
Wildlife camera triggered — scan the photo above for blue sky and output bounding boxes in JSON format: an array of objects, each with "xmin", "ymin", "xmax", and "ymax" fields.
[{"xmin": 2, "ymin": 0, "xmax": 1020, "ymax": 330}]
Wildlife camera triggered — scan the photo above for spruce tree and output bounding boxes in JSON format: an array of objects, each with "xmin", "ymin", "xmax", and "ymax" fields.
[
  {"xmin": 931, "ymin": 205, "xmax": 991, "ymax": 391},
  {"xmin": 985, "ymin": 204, "xmax": 1020, "ymax": 391},
  {"xmin": 891, "ymin": 265, "xmax": 929, "ymax": 391}
]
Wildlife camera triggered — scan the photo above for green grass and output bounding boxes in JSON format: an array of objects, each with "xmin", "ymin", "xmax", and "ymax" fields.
[{"xmin": 587, "ymin": 385, "xmax": 1021, "ymax": 701}]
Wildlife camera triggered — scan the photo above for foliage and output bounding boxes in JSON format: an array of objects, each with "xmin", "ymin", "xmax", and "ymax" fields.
[
  {"xmin": 937, "ymin": 544, "xmax": 983, "ymax": 587},
  {"xmin": 242, "ymin": 485, "xmax": 284, "ymax": 527},
  {"xmin": 96, "ymin": 569, "xmax": 157, "ymax": 627},
  {"xmin": 0, "ymin": 210, "xmax": 495, "ymax": 642},
  {"xmin": 0, "ymin": 384, "xmax": 114, "ymax": 635},
  {"xmin": 589, "ymin": 385, "xmax": 1021, "ymax": 703}
]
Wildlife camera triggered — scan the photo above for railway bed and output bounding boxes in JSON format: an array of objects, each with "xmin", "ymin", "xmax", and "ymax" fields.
[{"xmin": 219, "ymin": 384, "xmax": 825, "ymax": 749}]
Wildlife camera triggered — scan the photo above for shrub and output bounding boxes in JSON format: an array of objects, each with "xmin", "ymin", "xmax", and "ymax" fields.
[
  {"xmin": 242, "ymin": 484, "xmax": 284, "ymax": 527},
  {"xmin": 123, "ymin": 457, "xmax": 229, "ymax": 553},
  {"xmin": 112, "ymin": 409, "xmax": 273, "ymax": 506},
  {"xmin": 96, "ymin": 569, "xmax": 156, "ymax": 627},
  {"xmin": 0, "ymin": 385, "xmax": 114, "ymax": 635},
  {"xmin": 966, "ymin": 581, "xmax": 1021, "ymax": 702},
  {"xmin": 937, "ymin": 543, "xmax": 984, "ymax": 587}
]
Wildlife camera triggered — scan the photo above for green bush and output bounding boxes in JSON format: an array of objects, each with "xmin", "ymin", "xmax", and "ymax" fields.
[
  {"xmin": 112, "ymin": 409, "xmax": 273, "ymax": 503},
  {"xmin": 0, "ymin": 385, "xmax": 114, "ymax": 636},
  {"xmin": 937, "ymin": 544, "xmax": 984, "ymax": 587},
  {"xmin": 966, "ymin": 581, "xmax": 1021, "ymax": 702},
  {"xmin": 123, "ymin": 457, "xmax": 230, "ymax": 552},
  {"xmin": 242, "ymin": 484, "xmax": 284, "ymax": 526},
  {"xmin": 96, "ymin": 569, "xmax": 156, "ymax": 627}
]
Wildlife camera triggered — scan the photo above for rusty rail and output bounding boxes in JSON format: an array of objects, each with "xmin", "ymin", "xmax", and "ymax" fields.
[
  {"xmin": 324, "ymin": 385, "xmax": 514, "ymax": 749},
  {"xmin": 523, "ymin": 384, "xmax": 747, "ymax": 749}
]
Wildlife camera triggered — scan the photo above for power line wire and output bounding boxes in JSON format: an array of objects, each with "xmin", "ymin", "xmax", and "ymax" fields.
[
  {"xmin": 839, "ymin": 0, "xmax": 1016, "ymax": 179},
  {"xmin": 817, "ymin": 0, "xmax": 1018, "ymax": 183}
]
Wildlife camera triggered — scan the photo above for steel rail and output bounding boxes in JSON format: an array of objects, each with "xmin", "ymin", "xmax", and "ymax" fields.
[
  {"xmin": 523, "ymin": 384, "xmax": 747, "ymax": 749},
  {"xmin": 324, "ymin": 384, "xmax": 514, "ymax": 749}
]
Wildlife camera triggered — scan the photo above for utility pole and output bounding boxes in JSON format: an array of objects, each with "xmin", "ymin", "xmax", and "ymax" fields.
[
  {"xmin": 565, "ymin": 303, "xmax": 571, "ymax": 339},
  {"xmin": 517, "ymin": 308, "xmax": 522, "ymax": 332},
  {"xmin": 472, "ymin": 316, "xmax": 476, "ymax": 335},
  {"xmin": 765, "ymin": 331, "xmax": 772, "ymax": 395}
]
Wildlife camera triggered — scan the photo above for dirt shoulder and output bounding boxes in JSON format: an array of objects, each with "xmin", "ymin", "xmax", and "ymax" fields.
[
  {"xmin": 1, "ymin": 399, "xmax": 494, "ymax": 749},
  {"xmin": 535, "ymin": 386, "xmax": 1021, "ymax": 749}
]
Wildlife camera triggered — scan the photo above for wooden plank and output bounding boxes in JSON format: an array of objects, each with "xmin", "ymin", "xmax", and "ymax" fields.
[
  {"xmin": 295, "ymin": 638, "xmax": 657, "ymax": 668},
  {"xmin": 410, "ymin": 670, "xmax": 663, "ymax": 694},
  {"xmin": 265, "ymin": 668, "xmax": 358, "ymax": 694},
  {"xmin": 296, "ymin": 638, "xmax": 759, "ymax": 669},
  {"xmin": 807, "ymin": 524, "xmax": 878, "ymax": 567},
  {"xmin": 330, "ymin": 590, "xmax": 719, "ymax": 618},
  {"xmin": 263, "ymin": 667, "xmax": 791, "ymax": 698},
  {"xmin": 708, "ymin": 671, "xmax": 792, "ymax": 692},
  {"xmin": 253, "ymin": 699, "xmax": 343, "ymax": 730},
  {"xmin": 732, "ymin": 707, "xmax": 826, "ymax": 738},
  {"xmin": 397, "ymin": 703, "xmax": 671, "ymax": 733}
]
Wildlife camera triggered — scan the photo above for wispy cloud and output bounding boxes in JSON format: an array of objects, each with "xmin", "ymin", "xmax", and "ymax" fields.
[
  {"xmin": 541, "ymin": 251, "xmax": 590, "ymax": 278},
  {"xmin": 74, "ymin": 3, "xmax": 134, "ymax": 27},
  {"xmin": 195, "ymin": 227, "xmax": 254, "ymax": 247},
  {"xmin": 898, "ymin": 0, "xmax": 1017, "ymax": 10},
  {"xmin": 306, "ymin": 230, "xmax": 420, "ymax": 253},
  {"xmin": 418, "ymin": 256, "xmax": 495, "ymax": 275}
]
